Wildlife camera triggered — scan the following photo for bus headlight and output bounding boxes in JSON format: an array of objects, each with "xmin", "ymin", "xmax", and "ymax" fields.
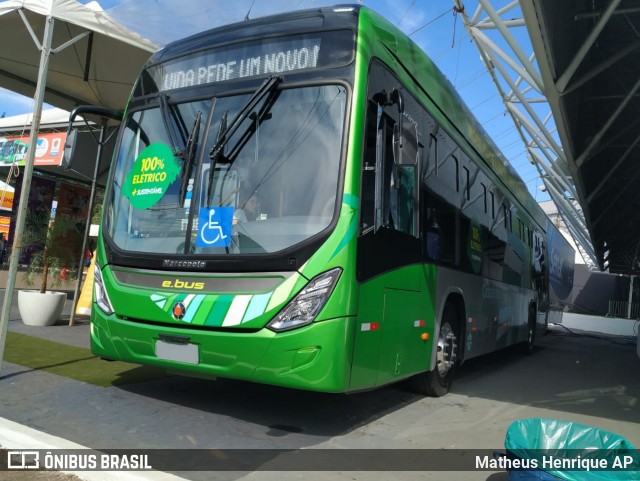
[
  {"xmin": 94, "ymin": 263, "xmax": 114, "ymax": 315},
  {"xmin": 267, "ymin": 268, "xmax": 342, "ymax": 332}
]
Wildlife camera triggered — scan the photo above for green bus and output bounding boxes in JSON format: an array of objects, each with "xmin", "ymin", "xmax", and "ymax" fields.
[
  {"xmin": 1, "ymin": 138, "xmax": 28, "ymax": 164},
  {"xmin": 83, "ymin": 5, "xmax": 574, "ymax": 395}
]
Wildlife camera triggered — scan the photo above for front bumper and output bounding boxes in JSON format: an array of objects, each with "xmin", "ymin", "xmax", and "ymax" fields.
[{"xmin": 91, "ymin": 312, "xmax": 356, "ymax": 392}]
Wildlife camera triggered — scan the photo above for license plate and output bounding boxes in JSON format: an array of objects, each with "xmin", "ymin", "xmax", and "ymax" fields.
[{"xmin": 155, "ymin": 340, "xmax": 199, "ymax": 364}]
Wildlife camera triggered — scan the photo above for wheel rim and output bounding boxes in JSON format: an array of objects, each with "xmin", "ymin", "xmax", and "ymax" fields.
[
  {"xmin": 436, "ymin": 321, "xmax": 457, "ymax": 377},
  {"xmin": 527, "ymin": 310, "xmax": 535, "ymax": 346}
]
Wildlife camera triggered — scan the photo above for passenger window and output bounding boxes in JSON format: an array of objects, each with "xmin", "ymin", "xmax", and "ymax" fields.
[{"xmin": 360, "ymin": 62, "xmax": 418, "ymax": 239}]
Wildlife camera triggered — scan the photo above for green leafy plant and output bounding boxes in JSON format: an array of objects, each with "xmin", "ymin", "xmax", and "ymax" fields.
[{"xmin": 21, "ymin": 210, "xmax": 79, "ymax": 293}]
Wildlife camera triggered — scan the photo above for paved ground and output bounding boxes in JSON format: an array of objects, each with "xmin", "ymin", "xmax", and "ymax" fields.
[{"xmin": 0, "ymin": 295, "xmax": 638, "ymax": 481}]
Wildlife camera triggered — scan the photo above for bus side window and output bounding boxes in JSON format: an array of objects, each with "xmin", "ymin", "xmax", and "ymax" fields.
[
  {"xmin": 360, "ymin": 99, "xmax": 378, "ymax": 234},
  {"xmin": 376, "ymin": 111, "xmax": 417, "ymax": 237},
  {"xmin": 425, "ymin": 206, "xmax": 441, "ymax": 260},
  {"xmin": 387, "ymin": 163, "xmax": 417, "ymax": 235},
  {"xmin": 357, "ymin": 60, "xmax": 422, "ymax": 282}
]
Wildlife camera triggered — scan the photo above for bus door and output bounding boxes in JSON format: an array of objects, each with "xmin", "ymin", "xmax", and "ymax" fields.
[{"xmin": 352, "ymin": 60, "xmax": 425, "ymax": 389}]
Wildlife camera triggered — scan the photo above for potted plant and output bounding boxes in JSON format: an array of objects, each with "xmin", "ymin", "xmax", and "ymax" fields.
[{"xmin": 17, "ymin": 210, "xmax": 78, "ymax": 326}]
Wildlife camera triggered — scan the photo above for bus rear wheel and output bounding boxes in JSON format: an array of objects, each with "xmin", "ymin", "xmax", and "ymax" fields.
[
  {"xmin": 410, "ymin": 304, "xmax": 459, "ymax": 397},
  {"xmin": 521, "ymin": 306, "xmax": 536, "ymax": 355}
]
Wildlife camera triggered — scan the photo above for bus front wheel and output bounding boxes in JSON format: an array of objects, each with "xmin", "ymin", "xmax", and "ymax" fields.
[{"xmin": 410, "ymin": 304, "xmax": 459, "ymax": 397}]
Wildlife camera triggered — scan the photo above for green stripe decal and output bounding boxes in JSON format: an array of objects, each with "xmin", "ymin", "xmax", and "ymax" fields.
[
  {"xmin": 342, "ymin": 193, "xmax": 359, "ymax": 209},
  {"xmin": 164, "ymin": 293, "xmax": 185, "ymax": 315},
  {"xmin": 205, "ymin": 295, "xmax": 233, "ymax": 327},
  {"xmin": 242, "ymin": 293, "xmax": 272, "ymax": 323},
  {"xmin": 152, "ymin": 293, "xmax": 180, "ymax": 314},
  {"xmin": 266, "ymin": 274, "xmax": 298, "ymax": 311},
  {"xmin": 191, "ymin": 296, "xmax": 217, "ymax": 326},
  {"xmin": 150, "ymin": 294, "xmax": 167, "ymax": 310},
  {"xmin": 330, "ymin": 193, "xmax": 359, "ymax": 260},
  {"xmin": 222, "ymin": 295, "xmax": 252, "ymax": 326},
  {"xmin": 182, "ymin": 295, "xmax": 205, "ymax": 324}
]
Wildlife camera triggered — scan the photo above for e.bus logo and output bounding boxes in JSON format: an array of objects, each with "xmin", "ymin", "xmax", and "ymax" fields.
[
  {"xmin": 162, "ymin": 279, "xmax": 205, "ymax": 290},
  {"xmin": 7, "ymin": 451, "xmax": 39, "ymax": 469}
]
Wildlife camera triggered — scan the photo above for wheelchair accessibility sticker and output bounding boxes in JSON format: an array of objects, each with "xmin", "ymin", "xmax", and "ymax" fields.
[{"xmin": 196, "ymin": 207, "xmax": 233, "ymax": 248}]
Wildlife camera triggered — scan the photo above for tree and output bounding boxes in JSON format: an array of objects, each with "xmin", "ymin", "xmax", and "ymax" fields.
[{"xmin": 21, "ymin": 210, "xmax": 78, "ymax": 293}]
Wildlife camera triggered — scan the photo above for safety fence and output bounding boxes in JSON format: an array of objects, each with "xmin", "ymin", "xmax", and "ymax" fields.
[{"xmin": 607, "ymin": 300, "xmax": 640, "ymax": 319}]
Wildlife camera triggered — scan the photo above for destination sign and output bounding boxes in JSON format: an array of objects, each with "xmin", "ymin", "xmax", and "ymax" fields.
[{"xmin": 152, "ymin": 36, "xmax": 327, "ymax": 91}]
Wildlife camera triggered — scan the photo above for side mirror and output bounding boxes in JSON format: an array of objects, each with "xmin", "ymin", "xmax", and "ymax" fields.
[
  {"xmin": 398, "ymin": 119, "xmax": 419, "ymax": 165},
  {"xmin": 62, "ymin": 128, "xmax": 78, "ymax": 170},
  {"xmin": 390, "ymin": 88, "xmax": 404, "ymax": 115},
  {"xmin": 62, "ymin": 105, "xmax": 123, "ymax": 171},
  {"xmin": 389, "ymin": 89, "xmax": 418, "ymax": 166},
  {"xmin": 391, "ymin": 88, "xmax": 404, "ymax": 156}
]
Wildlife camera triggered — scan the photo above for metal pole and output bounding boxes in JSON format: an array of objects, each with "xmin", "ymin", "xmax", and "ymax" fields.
[
  {"xmin": 627, "ymin": 276, "xmax": 634, "ymax": 319},
  {"xmin": 69, "ymin": 122, "xmax": 106, "ymax": 326},
  {"xmin": 0, "ymin": 16, "xmax": 55, "ymax": 372}
]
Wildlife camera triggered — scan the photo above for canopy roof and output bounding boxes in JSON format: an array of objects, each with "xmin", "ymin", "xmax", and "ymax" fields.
[
  {"xmin": 522, "ymin": 0, "xmax": 640, "ymax": 274},
  {"xmin": 0, "ymin": 107, "xmax": 76, "ymax": 132},
  {"xmin": 0, "ymin": 0, "xmax": 157, "ymax": 112}
]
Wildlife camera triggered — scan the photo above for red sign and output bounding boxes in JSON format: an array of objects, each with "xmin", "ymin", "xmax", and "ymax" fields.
[{"xmin": 0, "ymin": 132, "xmax": 66, "ymax": 167}]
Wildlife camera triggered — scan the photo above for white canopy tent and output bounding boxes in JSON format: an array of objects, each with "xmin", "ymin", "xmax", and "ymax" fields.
[
  {"xmin": 0, "ymin": 0, "xmax": 157, "ymax": 110},
  {"xmin": 0, "ymin": 107, "xmax": 73, "ymax": 131},
  {"xmin": 0, "ymin": 0, "xmax": 158, "ymax": 369}
]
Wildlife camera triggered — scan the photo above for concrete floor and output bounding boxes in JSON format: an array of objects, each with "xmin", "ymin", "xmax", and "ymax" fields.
[{"xmin": 0, "ymin": 309, "xmax": 638, "ymax": 481}]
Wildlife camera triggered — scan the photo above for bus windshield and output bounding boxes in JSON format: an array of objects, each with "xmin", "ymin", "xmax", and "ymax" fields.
[{"xmin": 105, "ymin": 83, "xmax": 347, "ymax": 256}]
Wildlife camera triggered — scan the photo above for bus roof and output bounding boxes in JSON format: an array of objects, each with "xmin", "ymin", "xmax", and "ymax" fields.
[{"xmin": 149, "ymin": 5, "xmax": 361, "ymax": 66}]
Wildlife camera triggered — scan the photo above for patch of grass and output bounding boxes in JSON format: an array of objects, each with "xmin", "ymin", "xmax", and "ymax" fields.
[{"xmin": 4, "ymin": 332, "xmax": 166, "ymax": 387}]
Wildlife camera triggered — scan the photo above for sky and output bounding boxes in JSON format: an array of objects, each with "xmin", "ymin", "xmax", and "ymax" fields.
[{"xmin": 0, "ymin": 0, "xmax": 552, "ymax": 202}]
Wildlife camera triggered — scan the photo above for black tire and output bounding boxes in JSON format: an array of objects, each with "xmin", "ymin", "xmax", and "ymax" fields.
[
  {"xmin": 521, "ymin": 306, "xmax": 536, "ymax": 355},
  {"xmin": 410, "ymin": 304, "xmax": 460, "ymax": 396}
]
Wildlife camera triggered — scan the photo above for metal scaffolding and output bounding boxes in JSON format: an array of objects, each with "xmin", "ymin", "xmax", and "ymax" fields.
[{"xmin": 452, "ymin": 0, "xmax": 599, "ymax": 269}]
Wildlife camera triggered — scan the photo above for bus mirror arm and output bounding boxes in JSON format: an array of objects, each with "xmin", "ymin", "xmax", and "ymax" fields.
[
  {"xmin": 67, "ymin": 105, "xmax": 123, "ymax": 126},
  {"xmin": 374, "ymin": 89, "xmax": 406, "ymax": 164},
  {"xmin": 390, "ymin": 88, "xmax": 404, "ymax": 115},
  {"xmin": 392, "ymin": 89, "xmax": 404, "ymax": 158},
  {"xmin": 63, "ymin": 105, "xmax": 123, "ymax": 170}
]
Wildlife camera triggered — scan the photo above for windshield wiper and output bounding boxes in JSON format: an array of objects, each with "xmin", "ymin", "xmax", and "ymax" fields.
[
  {"xmin": 159, "ymin": 94, "xmax": 203, "ymax": 205},
  {"xmin": 208, "ymin": 75, "xmax": 281, "ymax": 162},
  {"xmin": 225, "ymin": 86, "xmax": 280, "ymax": 163},
  {"xmin": 159, "ymin": 93, "xmax": 185, "ymax": 159},
  {"xmin": 206, "ymin": 75, "xmax": 282, "ymax": 208},
  {"xmin": 207, "ymin": 110, "xmax": 228, "ymax": 208},
  {"xmin": 179, "ymin": 110, "xmax": 203, "ymax": 205}
]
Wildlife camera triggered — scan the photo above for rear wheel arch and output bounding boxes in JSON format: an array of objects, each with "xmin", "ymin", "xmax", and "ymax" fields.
[
  {"xmin": 444, "ymin": 293, "xmax": 466, "ymax": 362},
  {"xmin": 410, "ymin": 293, "xmax": 465, "ymax": 396}
]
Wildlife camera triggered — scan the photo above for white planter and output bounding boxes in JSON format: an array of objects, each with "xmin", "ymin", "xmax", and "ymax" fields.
[{"xmin": 18, "ymin": 290, "xmax": 66, "ymax": 326}]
